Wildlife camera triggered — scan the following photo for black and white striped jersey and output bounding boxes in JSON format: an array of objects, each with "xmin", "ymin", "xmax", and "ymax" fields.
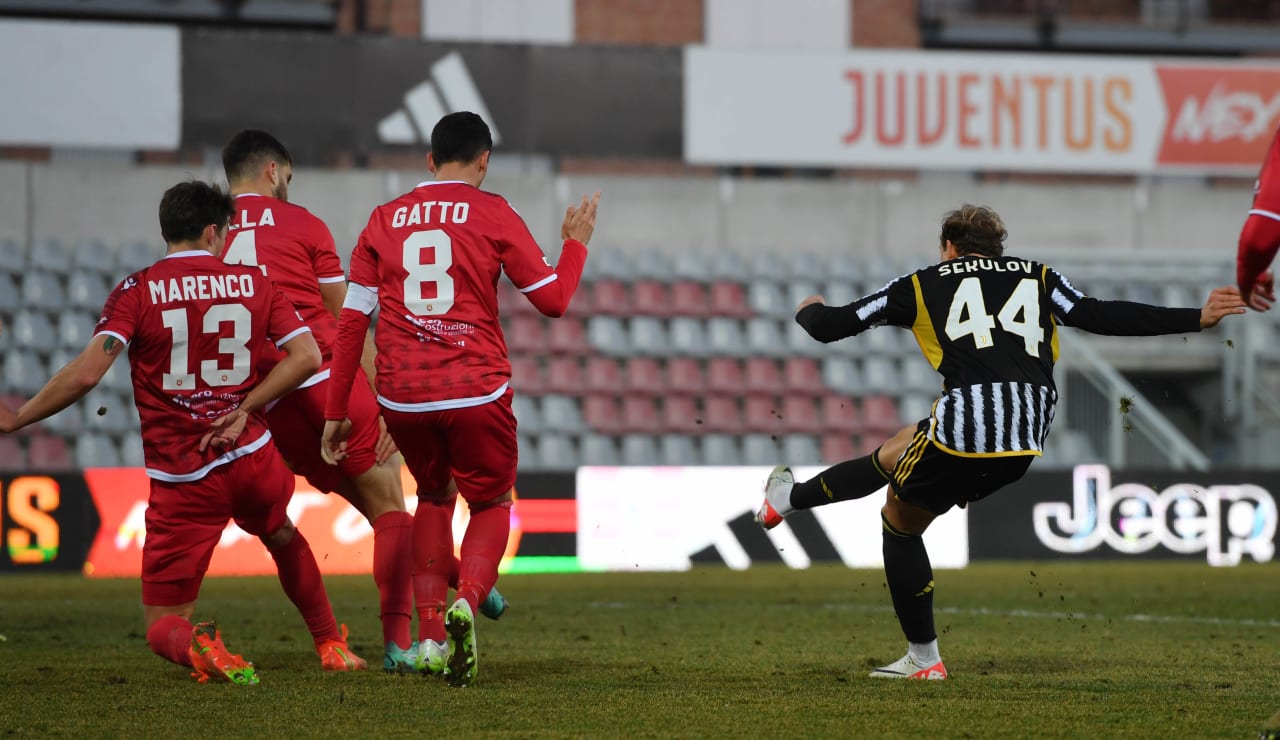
[{"xmin": 796, "ymin": 254, "xmax": 1202, "ymax": 457}]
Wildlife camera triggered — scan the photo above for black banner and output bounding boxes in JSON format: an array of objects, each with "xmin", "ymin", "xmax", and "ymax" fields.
[
  {"xmin": 181, "ymin": 30, "xmax": 683, "ymax": 163},
  {"xmin": 0, "ymin": 473, "xmax": 99, "ymax": 573},
  {"xmin": 968, "ymin": 465, "xmax": 1279, "ymax": 564}
]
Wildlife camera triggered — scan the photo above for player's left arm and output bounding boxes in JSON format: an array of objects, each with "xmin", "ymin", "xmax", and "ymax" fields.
[
  {"xmin": 0, "ymin": 334, "xmax": 122, "ymax": 433},
  {"xmin": 1045, "ymin": 266, "xmax": 1244, "ymax": 335},
  {"xmin": 795, "ymin": 275, "xmax": 914, "ymax": 343}
]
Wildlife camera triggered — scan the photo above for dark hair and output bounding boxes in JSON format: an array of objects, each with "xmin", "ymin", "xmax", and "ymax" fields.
[
  {"xmin": 222, "ymin": 129, "xmax": 292, "ymax": 184},
  {"xmin": 939, "ymin": 204, "xmax": 1007, "ymax": 257},
  {"xmin": 430, "ymin": 111, "xmax": 493, "ymax": 166},
  {"xmin": 159, "ymin": 181, "xmax": 234, "ymax": 244}
]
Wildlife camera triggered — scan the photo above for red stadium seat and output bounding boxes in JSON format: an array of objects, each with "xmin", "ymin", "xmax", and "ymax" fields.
[
  {"xmin": 780, "ymin": 395, "xmax": 822, "ymax": 435},
  {"xmin": 670, "ymin": 281, "xmax": 711, "ymax": 318},
  {"xmin": 509, "ymin": 356, "xmax": 547, "ymax": 396},
  {"xmin": 743, "ymin": 358, "xmax": 782, "ymax": 394},
  {"xmin": 498, "ymin": 279, "xmax": 537, "ymax": 317},
  {"xmin": 587, "ymin": 279, "xmax": 631, "ymax": 316},
  {"xmin": 701, "ymin": 396, "xmax": 742, "ymax": 433},
  {"xmin": 583, "ymin": 357, "xmax": 623, "ymax": 394},
  {"xmin": 27, "ymin": 435, "xmax": 73, "ymax": 471},
  {"xmin": 630, "ymin": 280, "xmax": 671, "ymax": 317},
  {"xmin": 744, "ymin": 395, "xmax": 783, "ymax": 433},
  {"xmin": 660, "ymin": 396, "xmax": 703, "ymax": 434},
  {"xmin": 706, "ymin": 357, "xmax": 744, "ymax": 388},
  {"xmin": 709, "ymin": 281, "xmax": 752, "ymax": 318},
  {"xmin": 623, "ymin": 358, "xmax": 665, "ymax": 395},
  {"xmin": 0, "ymin": 436, "xmax": 25, "ymax": 468},
  {"xmin": 547, "ymin": 318, "xmax": 588, "ymax": 355},
  {"xmin": 820, "ymin": 395, "xmax": 862, "ymax": 434},
  {"xmin": 860, "ymin": 395, "xmax": 902, "ymax": 435},
  {"xmin": 544, "ymin": 357, "xmax": 585, "ymax": 395},
  {"xmin": 782, "ymin": 357, "xmax": 823, "ymax": 394},
  {"xmin": 583, "ymin": 395, "xmax": 622, "ymax": 435},
  {"xmin": 666, "ymin": 358, "xmax": 706, "ymax": 396},
  {"xmin": 505, "ymin": 316, "xmax": 547, "ymax": 354},
  {"xmin": 619, "ymin": 396, "xmax": 661, "ymax": 434},
  {"xmin": 820, "ymin": 434, "xmax": 860, "ymax": 464}
]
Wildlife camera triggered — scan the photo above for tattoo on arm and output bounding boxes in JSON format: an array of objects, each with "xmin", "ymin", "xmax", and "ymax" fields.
[{"xmin": 102, "ymin": 336, "xmax": 121, "ymax": 355}]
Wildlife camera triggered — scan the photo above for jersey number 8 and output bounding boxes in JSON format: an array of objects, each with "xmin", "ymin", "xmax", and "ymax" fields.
[{"xmin": 403, "ymin": 229, "xmax": 455, "ymax": 315}]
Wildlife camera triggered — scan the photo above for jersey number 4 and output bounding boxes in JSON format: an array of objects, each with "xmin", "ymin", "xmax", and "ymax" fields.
[
  {"xmin": 944, "ymin": 277, "xmax": 1044, "ymax": 357},
  {"xmin": 160, "ymin": 305, "xmax": 252, "ymax": 391},
  {"xmin": 403, "ymin": 229, "xmax": 455, "ymax": 315}
]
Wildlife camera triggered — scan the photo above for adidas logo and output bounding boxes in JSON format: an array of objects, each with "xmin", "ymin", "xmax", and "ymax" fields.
[
  {"xmin": 691, "ymin": 510, "xmax": 843, "ymax": 568},
  {"xmin": 377, "ymin": 51, "xmax": 502, "ymax": 146}
]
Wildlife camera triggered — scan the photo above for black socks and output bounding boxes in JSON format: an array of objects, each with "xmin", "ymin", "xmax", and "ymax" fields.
[
  {"xmin": 881, "ymin": 513, "xmax": 936, "ymax": 644},
  {"xmin": 789, "ymin": 448, "xmax": 892, "ymax": 511}
]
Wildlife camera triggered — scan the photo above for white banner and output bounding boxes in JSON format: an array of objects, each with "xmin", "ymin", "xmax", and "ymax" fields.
[
  {"xmin": 685, "ymin": 47, "xmax": 1280, "ymax": 174},
  {"xmin": 576, "ymin": 465, "xmax": 968, "ymax": 571},
  {"xmin": 0, "ymin": 19, "xmax": 180, "ymax": 149}
]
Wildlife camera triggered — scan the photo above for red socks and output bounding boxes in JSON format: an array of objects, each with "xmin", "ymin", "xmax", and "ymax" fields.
[
  {"xmin": 413, "ymin": 496, "xmax": 456, "ymax": 643},
  {"xmin": 268, "ymin": 530, "xmax": 341, "ymax": 646},
  {"xmin": 372, "ymin": 510, "xmax": 414, "ymax": 650},
  {"xmin": 456, "ymin": 500, "xmax": 512, "ymax": 611},
  {"xmin": 146, "ymin": 614, "xmax": 195, "ymax": 667}
]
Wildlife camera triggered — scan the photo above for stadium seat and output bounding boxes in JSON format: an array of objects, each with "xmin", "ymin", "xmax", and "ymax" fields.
[
  {"xmin": 749, "ymin": 253, "xmax": 788, "ymax": 280},
  {"xmin": 708, "ymin": 251, "xmax": 749, "ymax": 282},
  {"xmin": 543, "ymin": 357, "xmax": 584, "ymax": 396},
  {"xmin": 540, "ymin": 395, "xmax": 585, "ymax": 433},
  {"xmin": 619, "ymin": 396, "xmax": 661, "ymax": 434},
  {"xmin": 99, "ymin": 355, "xmax": 133, "ymax": 394},
  {"xmin": 860, "ymin": 395, "xmax": 903, "ymax": 435},
  {"xmin": 115, "ymin": 240, "xmax": 159, "ymax": 274},
  {"xmin": 743, "ymin": 358, "xmax": 782, "ymax": 394},
  {"xmin": 659, "ymin": 396, "xmax": 702, "ymax": 435},
  {"xmin": 666, "ymin": 358, "xmax": 705, "ymax": 396},
  {"xmin": 67, "ymin": 270, "xmax": 110, "ymax": 311},
  {"xmin": 782, "ymin": 358, "xmax": 823, "ymax": 394},
  {"xmin": 781, "ymin": 434, "xmax": 822, "ymax": 465},
  {"xmin": 742, "ymin": 433, "xmax": 781, "ymax": 465},
  {"xmin": 582, "ymin": 394, "xmax": 622, "ymax": 435},
  {"xmin": 658, "ymin": 434, "xmax": 701, "ymax": 466},
  {"xmin": 57, "ymin": 312, "xmax": 98, "ymax": 349},
  {"xmin": 506, "ymin": 316, "xmax": 547, "ymax": 354},
  {"xmin": 21, "ymin": 272, "xmax": 66, "ymax": 310},
  {"xmin": 630, "ymin": 280, "xmax": 670, "ymax": 317},
  {"xmin": 822, "ymin": 357, "xmax": 863, "ymax": 395},
  {"xmin": 861, "ymin": 356, "xmax": 897, "ymax": 392},
  {"xmin": 85, "ymin": 391, "xmax": 134, "ymax": 434},
  {"xmin": 0, "ymin": 239, "xmax": 24, "ymax": 275},
  {"xmin": 900, "ymin": 358, "xmax": 939, "ymax": 394},
  {"xmin": 548, "ymin": 317, "xmax": 588, "ymax": 356},
  {"xmin": 672, "ymin": 252, "xmax": 711, "ymax": 281},
  {"xmin": 580, "ymin": 433, "xmax": 619, "ymax": 466},
  {"xmin": 498, "ymin": 279, "xmax": 537, "ymax": 318},
  {"xmin": 701, "ymin": 396, "xmax": 741, "ymax": 433},
  {"xmin": 745, "ymin": 319, "xmax": 787, "ymax": 358},
  {"xmin": 27, "ymin": 435, "xmax": 74, "ymax": 471},
  {"xmin": 0, "ymin": 272, "xmax": 19, "ymax": 313},
  {"xmin": 517, "ymin": 435, "xmax": 539, "ymax": 470},
  {"xmin": 897, "ymin": 393, "xmax": 935, "ymax": 425},
  {"xmin": 28, "ymin": 238, "xmax": 73, "ymax": 273},
  {"xmin": 785, "ymin": 281, "xmax": 821, "ymax": 313},
  {"xmin": 669, "ymin": 281, "xmax": 711, "ymax": 317},
  {"xmin": 620, "ymin": 434, "xmax": 660, "ymax": 465},
  {"xmin": 743, "ymin": 395, "xmax": 781, "ymax": 433},
  {"xmin": 708, "ymin": 282, "xmax": 751, "ymax": 318},
  {"xmin": 701, "ymin": 434, "xmax": 741, "ymax": 465},
  {"xmin": 586, "ymin": 279, "xmax": 631, "ymax": 317},
  {"xmin": 820, "ymin": 434, "xmax": 859, "ymax": 464},
  {"xmin": 118, "ymin": 433, "xmax": 146, "ymax": 468},
  {"xmin": 583, "ymin": 357, "xmax": 623, "ymax": 394},
  {"xmin": 706, "ymin": 357, "xmax": 744, "ymax": 388},
  {"xmin": 706, "ymin": 317, "xmax": 746, "ymax": 355},
  {"xmin": 785, "ymin": 320, "xmax": 825, "ymax": 358},
  {"xmin": 0, "ymin": 436, "xmax": 25, "ymax": 468},
  {"xmin": 586, "ymin": 316, "xmax": 628, "ymax": 355},
  {"xmin": 632, "ymin": 252, "xmax": 671, "ymax": 280},
  {"xmin": 789, "ymin": 253, "xmax": 825, "ymax": 281},
  {"xmin": 41, "ymin": 399, "xmax": 83, "ymax": 435},
  {"xmin": 70, "ymin": 239, "xmax": 118, "ymax": 277},
  {"xmin": 509, "ymin": 356, "xmax": 546, "ymax": 396},
  {"xmin": 821, "ymin": 280, "xmax": 859, "ymax": 307},
  {"xmin": 623, "ymin": 357, "xmax": 665, "ymax": 395},
  {"xmin": 823, "ymin": 252, "xmax": 860, "ymax": 283},
  {"xmin": 628, "ymin": 317, "xmax": 668, "ymax": 357},
  {"xmin": 747, "ymin": 280, "xmax": 789, "ymax": 318},
  {"xmin": 537, "ymin": 434, "xmax": 577, "ymax": 470},
  {"xmin": 3, "ymin": 350, "xmax": 48, "ymax": 397},
  {"xmin": 668, "ymin": 317, "xmax": 708, "ymax": 356},
  {"xmin": 76, "ymin": 433, "xmax": 122, "ymax": 467},
  {"xmin": 861, "ymin": 326, "xmax": 903, "ymax": 355},
  {"xmin": 511, "ymin": 394, "xmax": 543, "ymax": 433},
  {"xmin": 820, "ymin": 395, "xmax": 862, "ymax": 434},
  {"xmin": 581, "ymin": 249, "xmax": 630, "ymax": 281},
  {"xmin": 780, "ymin": 395, "xmax": 822, "ymax": 435},
  {"xmin": 12, "ymin": 310, "xmax": 58, "ymax": 354}
]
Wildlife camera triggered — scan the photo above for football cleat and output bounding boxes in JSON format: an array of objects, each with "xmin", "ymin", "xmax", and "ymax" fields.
[
  {"xmin": 188, "ymin": 621, "xmax": 259, "ymax": 686},
  {"xmin": 383, "ymin": 641, "xmax": 422, "ymax": 675},
  {"xmin": 754, "ymin": 465, "xmax": 795, "ymax": 530},
  {"xmin": 415, "ymin": 639, "xmax": 447, "ymax": 676},
  {"xmin": 443, "ymin": 599, "xmax": 478, "ymax": 688},
  {"xmin": 480, "ymin": 587, "xmax": 509, "ymax": 621},
  {"xmin": 869, "ymin": 652, "xmax": 948, "ymax": 680},
  {"xmin": 1260, "ymin": 707, "xmax": 1280, "ymax": 740},
  {"xmin": 317, "ymin": 624, "xmax": 368, "ymax": 672}
]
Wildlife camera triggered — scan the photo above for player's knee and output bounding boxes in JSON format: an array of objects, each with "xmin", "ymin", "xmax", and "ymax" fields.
[
  {"xmin": 352, "ymin": 465, "xmax": 407, "ymax": 519},
  {"xmin": 260, "ymin": 519, "xmax": 297, "ymax": 550},
  {"xmin": 469, "ymin": 488, "xmax": 514, "ymax": 512}
]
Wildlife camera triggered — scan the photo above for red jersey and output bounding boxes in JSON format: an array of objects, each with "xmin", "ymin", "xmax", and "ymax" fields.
[
  {"xmin": 223, "ymin": 194, "xmax": 344, "ymax": 357},
  {"xmin": 95, "ymin": 251, "xmax": 310, "ymax": 483},
  {"xmin": 1237, "ymin": 126, "xmax": 1280, "ymax": 295},
  {"xmin": 327, "ymin": 180, "xmax": 586, "ymax": 416}
]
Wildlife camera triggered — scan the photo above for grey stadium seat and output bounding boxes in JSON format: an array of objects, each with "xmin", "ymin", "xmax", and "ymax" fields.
[
  {"xmin": 537, "ymin": 434, "xmax": 578, "ymax": 470},
  {"xmin": 28, "ymin": 238, "xmax": 73, "ymax": 273},
  {"xmin": 631, "ymin": 251, "xmax": 671, "ymax": 280},
  {"xmin": 781, "ymin": 435, "xmax": 822, "ymax": 465},
  {"xmin": 581, "ymin": 249, "xmax": 630, "ymax": 281},
  {"xmin": 4, "ymin": 350, "xmax": 48, "ymax": 396},
  {"xmin": 58, "ymin": 312, "xmax": 98, "ymax": 349},
  {"xmin": 99, "ymin": 354, "xmax": 133, "ymax": 394},
  {"xmin": 708, "ymin": 250, "xmax": 749, "ymax": 282},
  {"xmin": 822, "ymin": 357, "xmax": 863, "ymax": 395},
  {"xmin": 785, "ymin": 318, "xmax": 825, "ymax": 357},
  {"xmin": 12, "ymin": 310, "xmax": 58, "ymax": 354},
  {"xmin": 628, "ymin": 317, "xmax": 668, "ymax": 357},
  {"xmin": 668, "ymin": 317, "xmax": 708, "ymax": 357},
  {"xmin": 672, "ymin": 252, "xmax": 711, "ymax": 282},
  {"xmin": 511, "ymin": 394, "xmax": 543, "ymax": 433},
  {"xmin": 84, "ymin": 390, "xmax": 134, "ymax": 434},
  {"xmin": 0, "ymin": 272, "xmax": 20, "ymax": 313},
  {"xmin": 701, "ymin": 434, "xmax": 741, "ymax": 466},
  {"xmin": 741, "ymin": 433, "xmax": 781, "ymax": 465},
  {"xmin": 586, "ymin": 316, "xmax": 628, "ymax": 356},
  {"xmin": 70, "ymin": 239, "xmax": 117, "ymax": 276},
  {"xmin": 747, "ymin": 280, "xmax": 789, "ymax": 318},
  {"xmin": 658, "ymin": 434, "xmax": 700, "ymax": 466},
  {"xmin": 745, "ymin": 319, "xmax": 787, "ymax": 358},
  {"xmin": 706, "ymin": 318, "xmax": 746, "ymax": 356},
  {"xmin": 517, "ymin": 435, "xmax": 539, "ymax": 470},
  {"xmin": 75, "ymin": 433, "xmax": 121, "ymax": 468},
  {"xmin": 579, "ymin": 433, "xmax": 619, "ymax": 465},
  {"xmin": 119, "ymin": 433, "xmax": 146, "ymax": 468},
  {"xmin": 21, "ymin": 271, "xmax": 66, "ymax": 310},
  {"xmin": 539, "ymin": 395, "xmax": 585, "ymax": 433},
  {"xmin": 0, "ymin": 239, "xmax": 24, "ymax": 274},
  {"xmin": 41, "ymin": 399, "xmax": 84, "ymax": 435},
  {"xmin": 115, "ymin": 240, "xmax": 159, "ymax": 274},
  {"xmin": 67, "ymin": 270, "xmax": 110, "ymax": 310},
  {"xmin": 619, "ymin": 434, "xmax": 659, "ymax": 466}
]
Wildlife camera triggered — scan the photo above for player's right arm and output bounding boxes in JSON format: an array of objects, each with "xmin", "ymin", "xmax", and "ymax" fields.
[
  {"xmin": 795, "ymin": 276, "xmax": 915, "ymax": 343},
  {"xmin": 503, "ymin": 192, "xmax": 600, "ymax": 318},
  {"xmin": 322, "ymin": 227, "xmax": 379, "ymax": 463},
  {"xmin": 0, "ymin": 334, "xmax": 122, "ymax": 434},
  {"xmin": 1238, "ymin": 127, "xmax": 1280, "ymax": 310}
]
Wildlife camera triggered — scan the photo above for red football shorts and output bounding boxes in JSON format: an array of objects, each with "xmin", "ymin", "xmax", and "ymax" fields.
[
  {"xmin": 266, "ymin": 376, "xmax": 381, "ymax": 493},
  {"xmin": 141, "ymin": 442, "xmax": 294, "ymax": 606},
  {"xmin": 381, "ymin": 389, "xmax": 517, "ymax": 504}
]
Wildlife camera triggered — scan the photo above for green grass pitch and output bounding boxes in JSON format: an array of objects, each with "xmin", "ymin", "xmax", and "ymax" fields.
[{"xmin": 1, "ymin": 562, "xmax": 1277, "ymax": 737}]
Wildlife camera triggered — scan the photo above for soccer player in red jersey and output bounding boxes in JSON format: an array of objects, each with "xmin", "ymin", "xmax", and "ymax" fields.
[
  {"xmin": 220, "ymin": 129, "xmax": 421, "ymax": 671},
  {"xmin": 1237, "ymin": 124, "xmax": 1280, "ymax": 312},
  {"xmin": 0, "ymin": 181, "xmax": 366, "ymax": 682},
  {"xmin": 322, "ymin": 111, "xmax": 600, "ymax": 687}
]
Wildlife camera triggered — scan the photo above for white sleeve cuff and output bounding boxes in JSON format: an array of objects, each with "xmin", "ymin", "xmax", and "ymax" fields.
[
  {"xmin": 518, "ymin": 274, "xmax": 558, "ymax": 293},
  {"xmin": 317, "ymin": 275, "xmax": 347, "ymax": 284},
  {"xmin": 343, "ymin": 283, "xmax": 379, "ymax": 315},
  {"xmin": 274, "ymin": 326, "xmax": 312, "ymax": 348}
]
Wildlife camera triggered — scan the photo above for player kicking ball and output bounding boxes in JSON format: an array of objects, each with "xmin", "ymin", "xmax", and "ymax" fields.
[
  {"xmin": 323, "ymin": 111, "xmax": 600, "ymax": 687},
  {"xmin": 0, "ymin": 182, "xmax": 366, "ymax": 683},
  {"xmin": 757, "ymin": 204, "xmax": 1245, "ymax": 680}
]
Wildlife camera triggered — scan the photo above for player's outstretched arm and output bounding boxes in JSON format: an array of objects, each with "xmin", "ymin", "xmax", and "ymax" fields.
[
  {"xmin": 201, "ymin": 331, "xmax": 322, "ymax": 451},
  {"xmin": 0, "ymin": 334, "xmax": 120, "ymax": 434},
  {"xmin": 1199, "ymin": 285, "xmax": 1248, "ymax": 328},
  {"xmin": 517, "ymin": 192, "xmax": 601, "ymax": 318}
]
